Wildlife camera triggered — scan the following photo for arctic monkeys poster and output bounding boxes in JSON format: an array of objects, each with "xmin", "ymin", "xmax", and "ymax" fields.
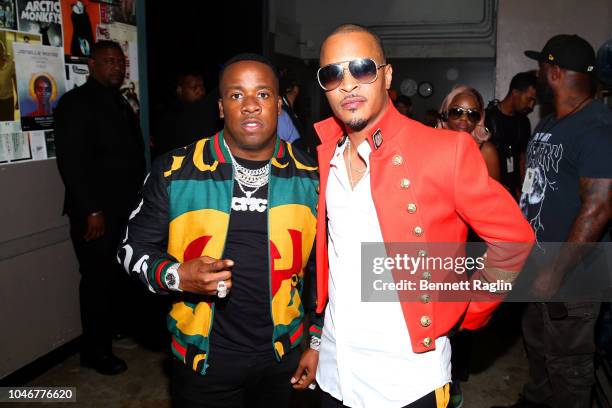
[{"xmin": 16, "ymin": 0, "xmax": 62, "ymax": 46}]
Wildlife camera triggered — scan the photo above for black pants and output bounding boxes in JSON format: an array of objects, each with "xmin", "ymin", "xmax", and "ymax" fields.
[
  {"xmin": 0, "ymin": 96, "xmax": 14, "ymax": 121},
  {"xmin": 172, "ymin": 348, "xmax": 301, "ymax": 408},
  {"xmin": 69, "ymin": 214, "xmax": 129, "ymax": 357},
  {"xmin": 522, "ymin": 302, "xmax": 600, "ymax": 408},
  {"xmin": 321, "ymin": 388, "xmax": 444, "ymax": 408}
]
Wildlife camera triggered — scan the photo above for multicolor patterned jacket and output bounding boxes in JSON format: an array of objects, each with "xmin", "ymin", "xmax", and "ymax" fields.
[{"xmin": 118, "ymin": 131, "xmax": 321, "ymax": 375}]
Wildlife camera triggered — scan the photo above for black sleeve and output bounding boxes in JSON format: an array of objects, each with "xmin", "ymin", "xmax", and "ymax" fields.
[
  {"xmin": 54, "ymin": 93, "xmax": 99, "ymax": 217},
  {"xmin": 117, "ymin": 156, "xmax": 177, "ymax": 294}
]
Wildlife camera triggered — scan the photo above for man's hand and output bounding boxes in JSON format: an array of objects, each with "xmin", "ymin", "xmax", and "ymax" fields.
[
  {"xmin": 84, "ymin": 212, "xmax": 105, "ymax": 241},
  {"xmin": 291, "ymin": 348, "xmax": 318, "ymax": 390},
  {"xmin": 530, "ymin": 264, "xmax": 563, "ymax": 300},
  {"xmin": 178, "ymin": 256, "xmax": 233, "ymax": 296}
]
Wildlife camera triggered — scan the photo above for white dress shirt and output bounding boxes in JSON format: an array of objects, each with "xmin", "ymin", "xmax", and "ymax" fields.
[{"xmin": 316, "ymin": 139, "xmax": 451, "ymax": 408}]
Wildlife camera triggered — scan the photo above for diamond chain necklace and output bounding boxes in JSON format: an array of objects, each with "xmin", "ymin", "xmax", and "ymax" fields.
[{"xmin": 223, "ymin": 139, "xmax": 270, "ymax": 197}]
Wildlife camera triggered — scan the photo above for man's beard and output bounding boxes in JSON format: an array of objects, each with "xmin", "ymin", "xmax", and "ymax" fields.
[
  {"xmin": 536, "ymin": 77, "xmax": 554, "ymax": 105},
  {"xmin": 346, "ymin": 118, "xmax": 368, "ymax": 131}
]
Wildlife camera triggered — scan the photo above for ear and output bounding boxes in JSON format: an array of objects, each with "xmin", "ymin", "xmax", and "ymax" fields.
[
  {"xmin": 550, "ymin": 64, "xmax": 562, "ymax": 83},
  {"xmin": 384, "ymin": 64, "xmax": 393, "ymax": 90},
  {"xmin": 218, "ymin": 98, "xmax": 224, "ymax": 119}
]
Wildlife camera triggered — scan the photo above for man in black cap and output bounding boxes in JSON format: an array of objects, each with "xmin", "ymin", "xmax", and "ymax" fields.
[{"xmin": 493, "ymin": 34, "xmax": 612, "ymax": 408}]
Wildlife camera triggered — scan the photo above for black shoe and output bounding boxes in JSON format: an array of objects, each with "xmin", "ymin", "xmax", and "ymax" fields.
[
  {"xmin": 80, "ymin": 353, "xmax": 127, "ymax": 375},
  {"xmin": 490, "ymin": 396, "xmax": 551, "ymax": 408}
]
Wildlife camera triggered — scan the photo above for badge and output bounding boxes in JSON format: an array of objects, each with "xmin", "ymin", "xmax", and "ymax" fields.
[
  {"xmin": 522, "ymin": 168, "xmax": 535, "ymax": 194},
  {"xmin": 373, "ymin": 129, "xmax": 383, "ymax": 149},
  {"xmin": 506, "ymin": 157, "xmax": 514, "ymax": 173}
]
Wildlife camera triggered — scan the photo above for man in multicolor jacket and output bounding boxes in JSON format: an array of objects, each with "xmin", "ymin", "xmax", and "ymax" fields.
[{"xmin": 118, "ymin": 53, "xmax": 321, "ymax": 407}]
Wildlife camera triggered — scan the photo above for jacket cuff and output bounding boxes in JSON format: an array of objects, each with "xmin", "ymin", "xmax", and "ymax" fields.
[
  {"xmin": 309, "ymin": 324, "xmax": 322, "ymax": 340},
  {"xmin": 148, "ymin": 258, "xmax": 176, "ymax": 292}
]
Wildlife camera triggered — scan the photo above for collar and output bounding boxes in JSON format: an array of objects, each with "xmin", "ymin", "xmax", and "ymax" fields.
[
  {"xmin": 212, "ymin": 130, "xmax": 283, "ymax": 164},
  {"xmin": 87, "ymin": 77, "xmax": 123, "ymax": 98},
  {"xmin": 314, "ymin": 97, "xmax": 407, "ymax": 152}
]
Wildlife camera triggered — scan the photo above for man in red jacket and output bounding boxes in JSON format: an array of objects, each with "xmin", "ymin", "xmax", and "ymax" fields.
[{"xmin": 312, "ymin": 24, "xmax": 535, "ymax": 408}]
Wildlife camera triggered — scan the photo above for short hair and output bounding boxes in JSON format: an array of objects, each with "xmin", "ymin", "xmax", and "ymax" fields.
[
  {"xmin": 90, "ymin": 40, "xmax": 123, "ymax": 60},
  {"xmin": 219, "ymin": 53, "xmax": 279, "ymax": 88},
  {"xmin": 176, "ymin": 68, "xmax": 203, "ymax": 85},
  {"xmin": 508, "ymin": 72, "xmax": 537, "ymax": 93},
  {"xmin": 327, "ymin": 23, "xmax": 386, "ymax": 62},
  {"xmin": 395, "ymin": 95, "xmax": 412, "ymax": 107},
  {"xmin": 279, "ymin": 67, "xmax": 298, "ymax": 95},
  {"xmin": 34, "ymin": 75, "xmax": 51, "ymax": 88}
]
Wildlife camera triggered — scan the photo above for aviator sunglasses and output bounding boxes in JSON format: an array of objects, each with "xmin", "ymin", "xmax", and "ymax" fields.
[
  {"xmin": 317, "ymin": 58, "xmax": 387, "ymax": 91},
  {"xmin": 445, "ymin": 107, "xmax": 482, "ymax": 123}
]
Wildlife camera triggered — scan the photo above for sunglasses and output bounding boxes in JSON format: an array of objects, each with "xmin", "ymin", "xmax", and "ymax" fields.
[
  {"xmin": 317, "ymin": 58, "xmax": 387, "ymax": 91},
  {"xmin": 446, "ymin": 107, "xmax": 482, "ymax": 123}
]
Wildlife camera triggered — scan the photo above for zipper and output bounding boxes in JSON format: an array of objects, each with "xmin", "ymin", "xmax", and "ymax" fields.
[
  {"xmin": 266, "ymin": 153, "xmax": 276, "ymax": 359},
  {"xmin": 206, "ymin": 132, "xmax": 233, "ymax": 371}
]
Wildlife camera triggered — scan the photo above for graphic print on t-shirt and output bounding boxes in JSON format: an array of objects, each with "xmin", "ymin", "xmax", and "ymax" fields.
[{"xmin": 519, "ymin": 131, "xmax": 563, "ymax": 243}]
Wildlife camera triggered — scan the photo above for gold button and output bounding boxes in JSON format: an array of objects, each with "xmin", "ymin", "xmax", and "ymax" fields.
[
  {"xmin": 422, "ymin": 271, "xmax": 432, "ymax": 280},
  {"xmin": 423, "ymin": 337, "xmax": 433, "ymax": 347},
  {"xmin": 418, "ymin": 250, "xmax": 427, "ymax": 257},
  {"xmin": 400, "ymin": 178, "xmax": 410, "ymax": 189},
  {"xmin": 407, "ymin": 203, "xmax": 417, "ymax": 213},
  {"xmin": 392, "ymin": 155, "xmax": 403, "ymax": 166},
  {"xmin": 420, "ymin": 316, "xmax": 432, "ymax": 327},
  {"xmin": 421, "ymin": 294, "xmax": 430, "ymax": 303},
  {"xmin": 413, "ymin": 226, "xmax": 424, "ymax": 236}
]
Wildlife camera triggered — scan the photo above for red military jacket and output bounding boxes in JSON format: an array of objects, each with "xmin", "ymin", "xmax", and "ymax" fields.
[{"xmin": 314, "ymin": 101, "xmax": 535, "ymax": 353}]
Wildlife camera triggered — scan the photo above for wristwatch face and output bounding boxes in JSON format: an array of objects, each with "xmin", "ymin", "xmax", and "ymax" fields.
[
  {"xmin": 165, "ymin": 271, "xmax": 177, "ymax": 287},
  {"xmin": 418, "ymin": 81, "xmax": 434, "ymax": 98}
]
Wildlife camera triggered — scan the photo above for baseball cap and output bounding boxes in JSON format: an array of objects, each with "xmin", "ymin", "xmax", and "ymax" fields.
[{"xmin": 525, "ymin": 34, "xmax": 596, "ymax": 73}]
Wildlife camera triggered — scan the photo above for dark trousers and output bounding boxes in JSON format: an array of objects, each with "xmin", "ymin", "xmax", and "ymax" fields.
[
  {"xmin": 172, "ymin": 348, "xmax": 300, "ymax": 408},
  {"xmin": 522, "ymin": 302, "xmax": 600, "ymax": 408},
  {"xmin": 450, "ymin": 330, "xmax": 472, "ymax": 382},
  {"xmin": 69, "ymin": 214, "xmax": 128, "ymax": 357},
  {"xmin": 0, "ymin": 96, "xmax": 14, "ymax": 122},
  {"xmin": 321, "ymin": 388, "xmax": 445, "ymax": 408}
]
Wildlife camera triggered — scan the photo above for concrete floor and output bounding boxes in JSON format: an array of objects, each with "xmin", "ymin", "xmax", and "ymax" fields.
[{"xmin": 12, "ymin": 304, "xmax": 530, "ymax": 408}]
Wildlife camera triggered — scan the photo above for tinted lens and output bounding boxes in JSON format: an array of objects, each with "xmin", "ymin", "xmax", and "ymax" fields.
[
  {"xmin": 348, "ymin": 58, "xmax": 378, "ymax": 84},
  {"xmin": 448, "ymin": 107, "xmax": 481, "ymax": 122},
  {"xmin": 317, "ymin": 64, "xmax": 343, "ymax": 91}
]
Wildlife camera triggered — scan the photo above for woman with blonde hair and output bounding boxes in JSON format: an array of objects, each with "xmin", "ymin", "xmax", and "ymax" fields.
[{"xmin": 438, "ymin": 85, "xmax": 500, "ymax": 180}]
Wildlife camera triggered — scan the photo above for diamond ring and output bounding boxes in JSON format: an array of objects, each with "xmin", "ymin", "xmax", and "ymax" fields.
[{"xmin": 217, "ymin": 280, "xmax": 228, "ymax": 298}]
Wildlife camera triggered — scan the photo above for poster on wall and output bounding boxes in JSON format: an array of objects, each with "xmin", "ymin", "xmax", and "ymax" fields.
[
  {"xmin": 0, "ymin": 29, "xmax": 42, "ymax": 122},
  {"xmin": 43, "ymin": 128, "xmax": 53, "ymax": 156},
  {"xmin": 28, "ymin": 129, "xmax": 46, "ymax": 159},
  {"xmin": 64, "ymin": 62, "xmax": 87, "ymax": 89},
  {"xmin": 0, "ymin": 0, "xmax": 18, "ymax": 30},
  {"xmin": 13, "ymin": 42, "xmax": 66, "ymax": 130},
  {"xmin": 0, "ymin": 120, "xmax": 30, "ymax": 161},
  {"xmin": 96, "ymin": 22, "xmax": 138, "ymax": 113},
  {"xmin": 99, "ymin": 0, "xmax": 135, "ymax": 25},
  {"xmin": 16, "ymin": 0, "xmax": 62, "ymax": 46},
  {"xmin": 60, "ymin": 0, "xmax": 100, "ymax": 63}
]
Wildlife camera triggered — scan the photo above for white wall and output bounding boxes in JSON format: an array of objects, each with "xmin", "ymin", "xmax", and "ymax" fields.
[{"xmin": 495, "ymin": 0, "xmax": 612, "ymax": 114}]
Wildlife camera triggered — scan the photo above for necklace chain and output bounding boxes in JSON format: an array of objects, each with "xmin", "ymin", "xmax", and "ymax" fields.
[
  {"xmin": 539, "ymin": 96, "xmax": 591, "ymax": 135},
  {"xmin": 347, "ymin": 138, "xmax": 367, "ymax": 188},
  {"xmin": 223, "ymin": 139, "xmax": 270, "ymax": 196}
]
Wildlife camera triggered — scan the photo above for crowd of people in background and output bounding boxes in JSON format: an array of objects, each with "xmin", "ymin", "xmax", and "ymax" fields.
[{"xmin": 51, "ymin": 25, "xmax": 611, "ymax": 408}]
